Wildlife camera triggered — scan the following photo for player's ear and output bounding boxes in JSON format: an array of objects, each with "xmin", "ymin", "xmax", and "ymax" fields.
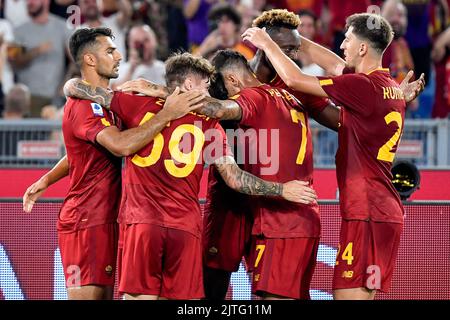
[
  {"xmin": 359, "ymin": 42, "xmax": 368, "ymax": 57},
  {"xmin": 226, "ymin": 74, "xmax": 239, "ymax": 87},
  {"xmin": 83, "ymin": 53, "xmax": 96, "ymax": 67},
  {"xmin": 183, "ymin": 76, "xmax": 193, "ymax": 91}
]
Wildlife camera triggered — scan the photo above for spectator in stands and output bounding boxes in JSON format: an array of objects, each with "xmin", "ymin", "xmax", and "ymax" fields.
[
  {"xmin": 0, "ymin": 84, "xmax": 30, "ymax": 161},
  {"xmin": 403, "ymin": 0, "xmax": 433, "ymax": 86},
  {"xmin": 10, "ymin": 0, "xmax": 71, "ymax": 118},
  {"xmin": 297, "ymin": 9, "xmax": 324, "ymax": 76},
  {"xmin": 78, "ymin": 0, "xmax": 132, "ymax": 60},
  {"xmin": 196, "ymin": 3, "xmax": 255, "ymax": 59},
  {"xmin": 113, "ymin": 24, "xmax": 166, "ymax": 88},
  {"xmin": 0, "ymin": 0, "xmax": 15, "ymax": 97},
  {"xmin": 432, "ymin": 26, "xmax": 450, "ymax": 118},
  {"xmin": 382, "ymin": 0, "xmax": 418, "ymax": 114},
  {"xmin": 50, "ymin": 0, "xmax": 77, "ymax": 19},
  {"xmin": 382, "ymin": 0, "xmax": 414, "ymax": 84},
  {"xmin": 324, "ymin": 0, "xmax": 370, "ymax": 56},
  {"xmin": 3, "ymin": 0, "xmax": 30, "ymax": 28},
  {"xmin": 183, "ymin": 0, "xmax": 217, "ymax": 50},
  {"xmin": 2, "ymin": 84, "xmax": 30, "ymax": 119}
]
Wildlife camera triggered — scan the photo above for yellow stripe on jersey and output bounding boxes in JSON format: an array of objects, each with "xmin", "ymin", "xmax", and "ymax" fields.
[
  {"xmin": 229, "ymin": 94, "xmax": 240, "ymax": 100},
  {"xmin": 366, "ymin": 68, "xmax": 390, "ymax": 75},
  {"xmin": 101, "ymin": 118, "xmax": 111, "ymax": 127},
  {"xmin": 319, "ymin": 79, "xmax": 334, "ymax": 86}
]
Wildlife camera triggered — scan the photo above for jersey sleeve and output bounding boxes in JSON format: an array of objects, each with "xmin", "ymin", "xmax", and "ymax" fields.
[
  {"xmin": 318, "ymin": 73, "xmax": 375, "ymax": 116},
  {"xmin": 231, "ymin": 88, "xmax": 267, "ymax": 127},
  {"xmin": 295, "ymin": 91, "xmax": 330, "ymax": 116},
  {"xmin": 72, "ymin": 101, "xmax": 113, "ymax": 144}
]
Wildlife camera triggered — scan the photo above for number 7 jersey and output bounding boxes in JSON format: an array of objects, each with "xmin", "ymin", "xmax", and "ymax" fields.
[
  {"xmin": 110, "ymin": 92, "xmax": 230, "ymax": 238},
  {"xmin": 319, "ymin": 68, "xmax": 406, "ymax": 223}
]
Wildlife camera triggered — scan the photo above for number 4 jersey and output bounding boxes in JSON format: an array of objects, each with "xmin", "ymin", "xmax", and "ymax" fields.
[
  {"xmin": 318, "ymin": 68, "xmax": 406, "ymax": 223},
  {"xmin": 110, "ymin": 92, "xmax": 230, "ymax": 238}
]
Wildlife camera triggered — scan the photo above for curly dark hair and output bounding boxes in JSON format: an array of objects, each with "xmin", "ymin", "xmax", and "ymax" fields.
[{"xmin": 252, "ymin": 9, "xmax": 300, "ymax": 31}]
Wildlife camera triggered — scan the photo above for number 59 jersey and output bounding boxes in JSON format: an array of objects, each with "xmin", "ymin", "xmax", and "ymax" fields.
[
  {"xmin": 319, "ymin": 68, "xmax": 406, "ymax": 223},
  {"xmin": 110, "ymin": 92, "xmax": 230, "ymax": 238}
]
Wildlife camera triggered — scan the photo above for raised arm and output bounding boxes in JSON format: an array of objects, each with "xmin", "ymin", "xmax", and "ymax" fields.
[
  {"xmin": 242, "ymin": 28, "xmax": 328, "ymax": 98},
  {"xmin": 214, "ymin": 156, "xmax": 317, "ymax": 204},
  {"xmin": 299, "ymin": 35, "xmax": 346, "ymax": 76},
  {"xmin": 23, "ymin": 155, "xmax": 69, "ymax": 212}
]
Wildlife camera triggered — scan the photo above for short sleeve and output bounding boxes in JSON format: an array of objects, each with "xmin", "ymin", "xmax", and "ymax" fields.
[
  {"xmin": 72, "ymin": 101, "xmax": 112, "ymax": 143},
  {"xmin": 231, "ymin": 88, "xmax": 267, "ymax": 127},
  {"xmin": 318, "ymin": 73, "xmax": 375, "ymax": 116},
  {"xmin": 295, "ymin": 91, "xmax": 330, "ymax": 116}
]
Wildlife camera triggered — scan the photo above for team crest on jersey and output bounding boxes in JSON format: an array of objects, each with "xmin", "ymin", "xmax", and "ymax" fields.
[{"xmin": 91, "ymin": 103, "xmax": 104, "ymax": 117}]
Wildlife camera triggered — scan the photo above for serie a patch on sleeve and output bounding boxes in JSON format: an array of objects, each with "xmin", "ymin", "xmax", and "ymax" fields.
[{"xmin": 91, "ymin": 103, "xmax": 104, "ymax": 117}]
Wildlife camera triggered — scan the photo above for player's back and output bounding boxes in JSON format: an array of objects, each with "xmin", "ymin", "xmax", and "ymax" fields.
[
  {"xmin": 110, "ymin": 92, "xmax": 227, "ymax": 238},
  {"xmin": 231, "ymin": 84, "xmax": 320, "ymax": 238},
  {"xmin": 60, "ymin": 98, "xmax": 122, "ymax": 232}
]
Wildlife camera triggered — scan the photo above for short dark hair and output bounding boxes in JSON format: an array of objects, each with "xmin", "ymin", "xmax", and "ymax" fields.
[
  {"xmin": 165, "ymin": 52, "xmax": 215, "ymax": 88},
  {"xmin": 69, "ymin": 27, "xmax": 114, "ymax": 66},
  {"xmin": 5, "ymin": 84, "xmax": 30, "ymax": 115},
  {"xmin": 209, "ymin": 72, "xmax": 229, "ymax": 100},
  {"xmin": 211, "ymin": 49, "xmax": 252, "ymax": 74},
  {"xmin": 252, "ymin": 9, "xmax": 300, "ymax": 32},
  {"xmin": 346, "ymin": 13, "xmax": 394, "ymax": 54},
  {"xmin": 208, "ymin": 3, "xmax": 242, "ymax": 26},
  {"xmin": 297, "ymin": 9, "xmax": 317, "ymax": 23}
]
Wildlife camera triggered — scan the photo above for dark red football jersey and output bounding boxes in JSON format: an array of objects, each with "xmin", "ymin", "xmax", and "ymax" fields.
[
  {"xmin": 319, "ymin": 68, "xmax": 406, "ymax": 223},
  {"xmin": 110, "ymin": 92, "xmax": 230, "ymax": 238},
  {"xmin": 270, "ymin": 74, "xmax": 330, "ymax": 117},
  {"xmin": 231, "ymin": 84, "xmax": 320, "ymax": 238},
  {"xmin": 59, "ymin": 98, "xmax": 122, "ymax": 233}
]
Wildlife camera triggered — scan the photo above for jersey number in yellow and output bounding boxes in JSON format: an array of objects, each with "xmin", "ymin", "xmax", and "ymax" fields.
[{"xmin": 131, "ymin": 112, "xmax": 205, "ymax": 178}]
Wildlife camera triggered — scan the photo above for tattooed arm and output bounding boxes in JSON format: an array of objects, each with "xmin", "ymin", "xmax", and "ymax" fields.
[
  {"xmin": 214, "ymin": 156, "xmax": 317, "ymax": 204},
  {"xmin": 63, "ymin": 78, "xmax": 114, "ymax": 108},
  {"xmin": 196, "ymin": 97, "xmax": 243, "ymax": 121}
]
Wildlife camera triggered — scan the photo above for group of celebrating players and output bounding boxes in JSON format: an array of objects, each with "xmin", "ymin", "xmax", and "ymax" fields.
[{"xmin": 22, "ymin": 8, "xmax": 424, "ymax": 300}]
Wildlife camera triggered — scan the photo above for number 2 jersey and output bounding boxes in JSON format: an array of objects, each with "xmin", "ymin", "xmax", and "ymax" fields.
[
  {"xmin": 318, "ymin": 68, "xmax": 406, "ymax": 223},
  {"xmin": 110, "ymin": 92, "xmax": 230, "ymax": 238}
]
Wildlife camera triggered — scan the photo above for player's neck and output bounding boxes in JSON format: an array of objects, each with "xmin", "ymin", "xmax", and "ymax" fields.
[
  {"xmin": 249, "ymin": 51, "xmax": 274, "ymax": 84},
  {"xmin": 355, "ymin": 56, "xmax": 383, "ymax": 74},
  {"xmin": 81, "ymin": 71, "xmax": 110, "ymax": 89},
  {"xmin": 243, "ymin": 73, "xmax": 262, "ymax": 88}
]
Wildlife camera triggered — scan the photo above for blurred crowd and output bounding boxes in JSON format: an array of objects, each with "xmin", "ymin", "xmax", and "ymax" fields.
[{"xmin": 0, "ymin": 0, "xmax": 449, "ymax": 122}]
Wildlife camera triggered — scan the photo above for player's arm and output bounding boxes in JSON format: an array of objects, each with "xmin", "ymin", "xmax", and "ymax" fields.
[
  {"xmin": 213, "ymin": 156, "xmax": 317, "ymax": 204},
  {"xmin": 95, "ymin": 88, "xmax": 204, "ymax": 157},
  {"xmin": 111, "ymin": 78, "xmax": 244, "ymax": 121},
  {"xmin": 311, "ymin": 103, "xmax": 341, "ymax": 132},
  {"xmin": 64, "ymin": 78, "xmax": 114, "ymax": 109},
  {"xmin": 242, "ymin": 28, "xmax": 328, "ymax": 98},
  {"xmin": 23, "ymin": 156, "xmax": 69, "ymax": 212},
  {"xmin": 299, "ymin": 35, "xmax": 346, "ymax": 76},
  {"xmin": 197, "ymin": 97, "xmax": 243, "ymax": 120}
]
